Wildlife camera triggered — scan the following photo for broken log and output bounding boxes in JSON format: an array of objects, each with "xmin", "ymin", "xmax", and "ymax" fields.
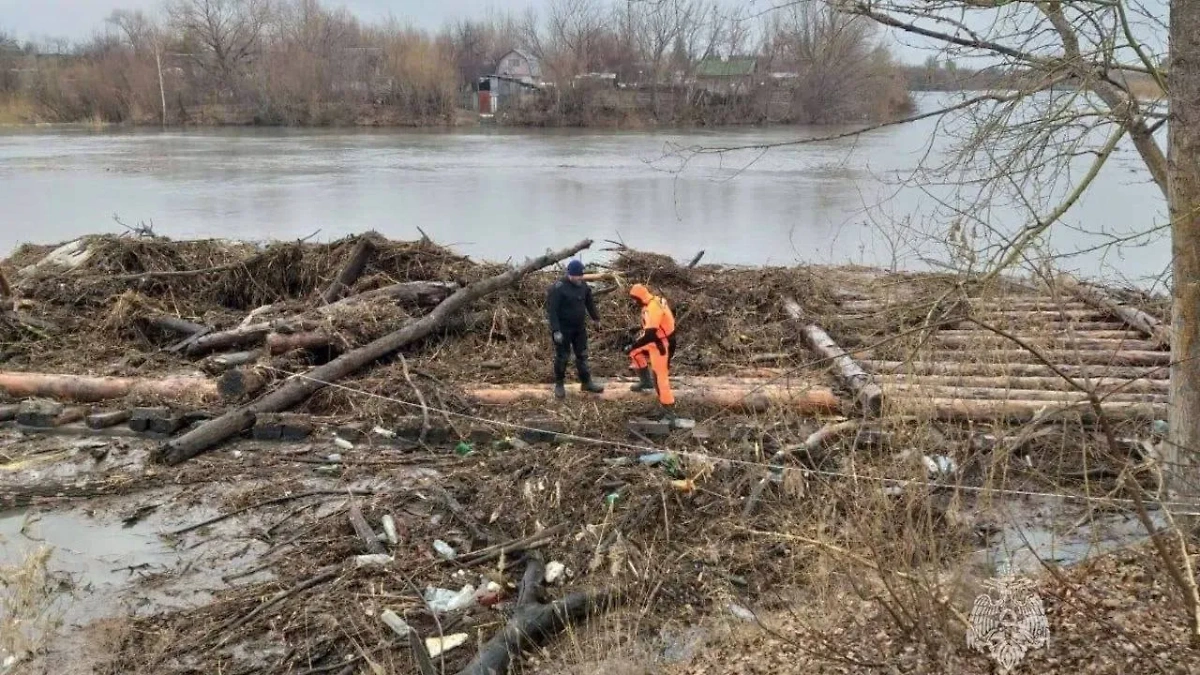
[
  {"xmin": 458, "ymin": 555, "xmax": 619, "ymax": 675},
  {"xmin": 876, "ymin": 373, "xmax": 1168, "ymax": 394},
  {"xmin": 931, "ymin": 333, "xmax": 1162, "ymax": 352},
  {"xmin": 86, "ymin": 409, "xmax": 132, "ymax": 429},
  {"xmin": 1063, "ymin": 278, "xmax": 1171, "ymax": 347},
  {"xmin": 911, "ymin": 348, "xmax": 1169, "ymax": 368},
  {"xmin": 186, "ymin": 281, "xmax": 458, "ymax": 357},
  {"xmin": 320, "ymin": 235, "xmax": 377, "ymax": 304},
  {"xmin": 201, "ymin": 350, "xmax": 262, "ymax": 373},
  {"xmin": 464, "ymin": 381, "xmax": 839, "ymax": 413},
  {"xmin": 887, "ymin": 396, "xmax": 1166, "ymax": 421},
  {"xmin": 863, "ymin": 359, "xmax": 1169, "ymax": 380},
  {"xmin": 786, "ymin": 298, "xmax": 882, "ymax": 415},
  {"xmin": 348, "ymin": 501, "xmax": 386, "ymax": 555},
  {"xmin": 881, "ymin": 383, "xmax": 1166, "ymax": 404},
  {"xmin": 146, "ymin": 315, "xmax": 207, "ymax": 337},
  {"xmin": 0, "ymin": 404, "xmax": 18, "ymax": 423},
  {"xmin": 157, "ymin": 239, "xmax": 593, "ymax": 465},
  {"xmin": 266, "ymin": 331, "xmax": 336, "ymax": 355},
  {"xmin": 218, "ymin": 367, "xmax": 270, "ymax": 400},
  {"xmin": 0, "ymin": 372, "xmax": 219, "ymax": 405}
]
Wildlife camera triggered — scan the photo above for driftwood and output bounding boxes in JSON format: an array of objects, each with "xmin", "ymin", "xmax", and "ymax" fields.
[
  {"xmin": 86, "ymin": 410, "xmax": 132, "ymax": 429},
  {"xmin": 875, "ymin": 373, "xmax": 1168, "ymax": 394},
  {"xmin": 786, "ymin": 298, "xmax": 882, "ymax": 415},
  {"xmin": 934, "ymin": 328, "xmax": 1147, "ymax": 341},
  {"xmin": 931, "ymin": 333, "xmax": 1162, "ymax": 352},
  {"xmin": 887, "ymin": 396, "xmax": 1166, "ymax": 421},
  {"xmin": 457, "ymin": 555, "xmax": 619, "ymax": 675},
  {"xmin": 157, "ymin": 240, "xmax": 592, "ymax": 465},
  {"xmin": 881, "ymin": 383, "xmax": 1166, "ymax": 404},
  {"xmin": 186, "ymin": 281, "xmax": 457, "ymax": 357},
  {"xmin": 147, "ymin": 315, "xmax": 207, "ymax": 336},
  {"xmin": 687, "ymin": 250, "xmax": 706, "ymax": 268},
  {"xmin": 201, "ymin": 350, "xmax": 262, "ymax": 373},
  {"xmin": 266, "ymin": 331, "xmax": 337, "ymax": 355},
  {"xmin": 0, "ymin": 371, "xmax": 219, "ymax": 404},
  {"xmin": 1064, "ymin": 278, "xmax": 1172, "ymax": 347},
  {"xmin": 464, "ymin": 381, "xmax": 839, "ymax": 413},
  {"xmin": 863, "ymin": 359, "xmax": 1169, "ymax": 380},
  {"xmin": 915, "ymin": 348, "xmax": 1169, "ymax": 367},
  {"xmin": 218, "ymin": 367, "xmax": 271, "ymax": 400},
  {"xmin": 320, "ymin": 235, "xmax": 377, "ymax": 304},
  {"xmin": 743, "ymin": 419, "xmax": 862, "ymax": 518}
]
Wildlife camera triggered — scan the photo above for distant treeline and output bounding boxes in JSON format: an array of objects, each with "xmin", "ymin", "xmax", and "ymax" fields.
[
  {"xmin": 0, "ymin": 0, "xmax": 912, "ymax": 128},
  {"xmin": 902, "ymin": 58, "xmax": 1164, "ymax": 98}
]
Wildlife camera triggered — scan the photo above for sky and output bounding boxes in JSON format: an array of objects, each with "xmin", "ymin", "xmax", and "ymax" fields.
[{"xmin": 0, "ymin": 0, "xmax": 1168, "ymax": 66}]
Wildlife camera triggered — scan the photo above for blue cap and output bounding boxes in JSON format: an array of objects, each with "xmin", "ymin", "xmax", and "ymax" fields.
[{"xmin": 566, "ymin": 260, "xmax": 585, "ymax": 276}]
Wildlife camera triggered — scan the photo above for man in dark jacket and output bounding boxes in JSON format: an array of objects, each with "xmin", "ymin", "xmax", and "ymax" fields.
[{"xmin": 546, "ymin": 259, "xmax": 605, "ymax": 399}]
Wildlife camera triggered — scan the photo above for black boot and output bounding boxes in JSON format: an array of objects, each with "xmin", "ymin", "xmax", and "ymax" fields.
[
  {"xmin": 630, "ymin": 368, "xmax": 654, "ymax": 393},
  {"xmin": 554, "ymin": 381, "xmax": 566, "ymax": 399},
  {"xmin": 581, "ymin": 378, "xmax": 605, "ymax": 394}
]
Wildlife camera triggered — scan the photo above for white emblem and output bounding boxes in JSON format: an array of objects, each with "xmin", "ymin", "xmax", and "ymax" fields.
[{"xmin": 967, "ymin": 569, "xmax": 1049, "ymax": 674}]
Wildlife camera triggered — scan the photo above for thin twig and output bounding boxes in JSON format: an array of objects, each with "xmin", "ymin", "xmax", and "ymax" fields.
[{"xmin": 399, "ymin": 353, "xmax": 430, "ymax": 444}]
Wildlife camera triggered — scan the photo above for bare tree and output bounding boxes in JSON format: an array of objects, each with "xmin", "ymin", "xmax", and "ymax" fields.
[
  {"xmin": 629, "ymin": 0, "xmax": 698, "ymax": 112},
  {"xmin": 167, "ymin": 0, "xmax": 272, "ymax": 91}
]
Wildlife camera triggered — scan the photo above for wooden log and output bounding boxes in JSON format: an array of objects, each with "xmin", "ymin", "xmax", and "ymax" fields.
[
  {"xmin": 786, "ymin": 298, "xmax": 882, "ymax": 415},
  {"xmin": 967, "ymin": 309, "xmax": 1110, "ymax": 321},
  {"xmin": 881, "ymin": 383, "xmax": 1166, "ymax": 404},
  {"xmin": 0, "ymin": 404, "xmax": 18, "ymax": 423},
  {"xmin": 887, "ymin": 396, "xmax": 1166, "ymax": 421},
  {"xmin": 201, "ymin": 350, "xmax": 262, "ymax": 373},
  {"xmin": 0, "ymin": 372, "xmax": 219, "ymax": 405},
  {"xmin": 86, "ymin": 410, "xmax": 132, "ymax": 429},
  {"xmin": 934, "ymin": 328, "xmax": 1148, "ymax": 341},
  {"xmin": 1064, "ymin": 278, "xmax": 1171, "ymax": 347},
  {"xmin": 863, "ymin": 359, "xmax": 1170, "ymax": 380},
  {"xmin": 876, "ymin": 373, "xmax": 1169, "ymax": 394},
  {"xmin": 266, "ymin": 331, "xmax": 335, "ymax": 355},
  {"xmin": 464, "ymin": 381, "xmax": 840, "ymax": 413},
  {"xmin": 348, "ymin": 501, "xmax": 386, "ymax": 555},
  {"xmin": 944, "ymin": 319, "xmax": 1128, "ymax": 332},
  {"xmin": 840, "ymin": 299, "xmax": 1092, "ymax": 313},
  {"xmin": 145, "ymin": 315, "xmax": 207, "ymax": 337},
  {"xmin": 156, "ymin": 239, "xmax": 594, "ymax": 466},
  {"xmin": 320, "ymin": 235, "xmax": 377, "ymax": 304},
  {"xmin": 930, "ymin": 333, "xmax": 1162, "ymax": 352},
  {"xmin": 913, "ymin": 348, "xmax": 1169, "ymax": 367},
  {"xmin": 186, "ymin": 281, "xmax": 457, "ymax": 357},
  {"xmin": 218, "ymin": 367, "xmax": 270, "ymax": 400},
  {"xmin": 457, "ymin": 555, "xmax": 619, "ymax": 675}
]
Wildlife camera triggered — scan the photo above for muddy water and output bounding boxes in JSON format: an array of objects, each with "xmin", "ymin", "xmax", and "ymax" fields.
[{"xmin": 0, "ymin": 93, "xmax": 1169, "ymax": 286}]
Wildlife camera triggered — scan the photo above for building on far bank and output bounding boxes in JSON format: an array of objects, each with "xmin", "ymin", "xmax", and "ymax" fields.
[{"xmin": 478, "ymin": 49, "xmax": 544, "ymax": 116}]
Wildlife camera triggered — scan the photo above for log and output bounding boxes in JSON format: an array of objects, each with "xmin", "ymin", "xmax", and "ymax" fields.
[
  {"xmin": 464, "ymin": 381, "xmax": 839, "ymax": 413},
  {"xmin": 863, "ymin": 359, "xmax": 1170, "ymax": 380},
  {"xmin": 156, "ymin": 239, "xmax": 593, "ymax": 465},
  {"xmin": 86, "ymin": 410, "xmax": 132, "ymax": 429},
  {"xmin": 945, "ymin": 319, "xmax": 1129, "ymax": 332},
  {"xmin": 934, "ymin": 328, "xmax": 1148, "ymax": 341},
  {"xmin": 881, "ymin": 383, "xmax": 1166, "ymax": 404},
  {"xmin": 458, "ymin": 555, "xmax": 619, "ymax": 675},
  {"xmin": 186, "ymin": 281, "xmax": 457, "ymax": 357},
  {"xmin": 348, "ymin": 501, "xmax": 386, "ymax": 555},
  {"xmin": 0, "ymin": 404, "xmax": 18, "ymax": 423},
  {"xmin": 0, "ymin": 372, "xmax": 219, "ymax": 405},
  {"xmin": 146, "ymin": 315, "xmax": 207, "ymax": 336},
  {"xmin": 876, "ymin": 373, "xmax": 1169, "ymax": 394},
  {"xmin": 911, "ymin": 348, "xmax": 1169, "ymax": 367},
  {"xmin": 320, "ymin": 235, "xmax": 377, "ymax": 304},
  {"xmin": 218, "ymin": 367, "xmax": 270, "ymax": 400},
  {"xmin": 266, "ymin": 331, "xmax": 335, "ymax": 355},
  {"xmin": 840, "ymin": 299, "xmax": 1092, "ymax": 313},
  {"xmin": 1064, "ymin": 278, "xmax": 1171, "ymax": 347},
  {"xmin": 201, "ymin": 350, "xmax": 262, "ymax": 373},
  {"xmin": 931, "ymin": 333, "xmax": 1162, "ymax": 352},
  {"xmin": 786, "ymin": 298, "xmax": 882, "ymax": 415},
  {"xmin": 967, "ymin": 309, "xmax": 1110, "ymax": 321},
  {"xmin": 887, "ymin": 396, "xmax": 1166, "ymax": 421}
]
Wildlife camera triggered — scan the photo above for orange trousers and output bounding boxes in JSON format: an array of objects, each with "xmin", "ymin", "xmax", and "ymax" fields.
[{"xmin": 630, "ymin": 343, "xmax": 674, "ymax": 406}]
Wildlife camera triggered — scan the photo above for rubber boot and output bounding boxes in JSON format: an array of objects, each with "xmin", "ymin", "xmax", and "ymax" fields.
[
  {"xmin": 554, "ymin": 381, "xmax": 566, "ymax": 399},
  {"xmin": 630, "ymin": 368, "xmax": 654, "ymax": 393},
  {"xmin": 581, "ymin": 378, "xmax": 605, "ymax": 394},
  {"xmin": 661, "ymin": 403, "xmax": 678, "ymax": 426}
]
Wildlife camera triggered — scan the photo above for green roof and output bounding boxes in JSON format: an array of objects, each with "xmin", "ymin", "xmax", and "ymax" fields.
[{"xmin": 695, "ymin": 57, "xmax": 757, "ymax": 77}]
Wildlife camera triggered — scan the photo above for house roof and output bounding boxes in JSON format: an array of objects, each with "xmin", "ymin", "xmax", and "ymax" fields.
[
  {"xmin": 498, "ymin": 48, "xmax": 542, "ymax": 77},
  {"xmin": 695, "ymin": 57, "xmax": 757, "ymax": 77}
]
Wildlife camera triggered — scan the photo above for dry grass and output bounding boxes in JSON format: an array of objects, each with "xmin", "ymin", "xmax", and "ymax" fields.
[{"xmin": 0, "ymin": 545, "xmax": 61, "ymax": 670}]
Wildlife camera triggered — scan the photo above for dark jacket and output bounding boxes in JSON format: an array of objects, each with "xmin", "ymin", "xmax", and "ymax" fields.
[{"xmin": 546, "ymin": 277, "xmax": 599, "ymax": 333}]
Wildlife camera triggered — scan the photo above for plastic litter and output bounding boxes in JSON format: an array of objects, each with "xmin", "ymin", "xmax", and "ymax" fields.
[
  {"xmin": 333, "ymin": 436, "xmax": 354, "ymax": 450},
  {"xmin": 426, "ymin": 633, "xmax": 469, "ymax": 658},
  {"xmin": 424, "ymin": 585, "xmax": 477, "ymax": 613},
  {"xmin": 432, "ymin": 539, "xmax": 457, "ymax": 560},
  {"xmin": 545, "ymin": 561, "xmax": 567, "ymax": 584},
  {"xmin": 354, "ymin": 553, "xmax": 392, "ymax": 567},
  {"xmin": 379, "ymin": 609, "xmax": 411, "ymax": 637},
  {"xmin": 381, "ymin": 515, "xmax": 399, "ymax": 545}
]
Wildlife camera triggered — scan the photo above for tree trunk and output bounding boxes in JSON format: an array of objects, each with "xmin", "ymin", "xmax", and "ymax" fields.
[
  {"xmin": 888, "ymin": 396, "xmax": 1165, "ymax": 422},
  {"xmin": 864, "ymin": 359, "xmax": 1169, "ymax": 380},
  {"xmin": 464, "ymin": 381, "xmax": 839, "ymax": 412},
  {"xmin": 876, "ymin": 373, "xmax": 1168, "ymax": 394},
  {"xmin": 320, "ymin": 235, "xmax": 378, "ymax": 304},
  {"xmin": 156, "ymin": 240, "xmax": 593, "ymax": 465},
  {"xmin": 1170, "ymin": 0, "xmax": 1200, "ymax": 498},
  {"xmin": 0, "ymin": 372, "xmax": 218, "ymax": 404},
  {"xmin": 785, "ymin": 298, "xmax": 882, "ymax": 415},
  {"xmin": 1064, "ymin": 277, "xmax": 1171, "ymax": 348}
]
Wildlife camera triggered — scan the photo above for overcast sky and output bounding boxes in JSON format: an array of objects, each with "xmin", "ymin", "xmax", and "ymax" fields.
[{"xmin": 0, "ymin": 0, "xmax": 1168, "ymax": 66}]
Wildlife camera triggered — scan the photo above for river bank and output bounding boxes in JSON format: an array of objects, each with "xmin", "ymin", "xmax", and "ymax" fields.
[{"xmin": 0, "ymin": 231, "xmax": 1194, "ymax": 674}]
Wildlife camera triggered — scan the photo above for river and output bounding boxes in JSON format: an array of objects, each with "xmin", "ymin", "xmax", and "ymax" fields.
[{"xmin": 0, "ymin": 93, "xmax": 1170, "ymax": 287}]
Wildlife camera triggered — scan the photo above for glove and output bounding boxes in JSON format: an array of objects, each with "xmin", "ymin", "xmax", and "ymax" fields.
[{"xmin": 552, "ymin": 331, "xmax": 564, "ymax": 345}]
